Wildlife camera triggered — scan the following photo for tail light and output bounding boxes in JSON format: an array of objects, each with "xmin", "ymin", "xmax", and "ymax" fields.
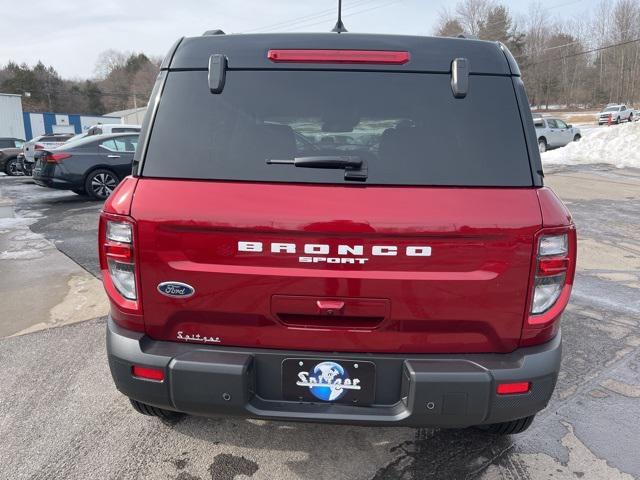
[
  {"xmin": 105, "ymin": 221, "xmax": 136, "ymax": 300},
  {"xmin": 99, "ymin": 212, "xmax": 143, "ymax": 330},
  {"xmin": 267, "ymin": 49, "xmax": 410, "ymax": 65},
  {"xmin": 44, "ymin": 152, "xmax": 72, "ymax": 163},
  {"xmin": 522, "ymin": 227, "xmax": 577, "ymax": 346}
]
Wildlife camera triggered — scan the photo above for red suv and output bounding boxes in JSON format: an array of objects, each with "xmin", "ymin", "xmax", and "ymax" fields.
[{"xmin": 101, "ymin": 32, "xmax": 576, "ymax": 435}]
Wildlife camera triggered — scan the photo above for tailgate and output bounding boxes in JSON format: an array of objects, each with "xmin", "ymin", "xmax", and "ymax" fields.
[{"xmin": 132, "ymin": 179, "xmax": 541, "ymax": 354}]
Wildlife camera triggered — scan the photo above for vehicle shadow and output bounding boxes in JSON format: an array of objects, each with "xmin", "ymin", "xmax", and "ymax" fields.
[{"xmin": 170, "ymin": 416, "xmax": 512, "ymax": 480}]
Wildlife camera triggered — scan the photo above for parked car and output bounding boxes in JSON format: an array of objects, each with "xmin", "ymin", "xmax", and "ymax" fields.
[
  {"xmin": 102, "ymin": 32, "xmax": 576, "ymax": 435},
  {"xmin": 32, "ymin": 132, "xmax": 138, "ymax": 200},
  {"xmin": 57, "ymin": 125, "xmax": 141, "ymax": 146},
  {"xmin": 534, "ymin": 117, "xmax": 581, "ymax": 153},
  {"xmin": 86, "ymin": 124, "xmax": 141, "ymax": 136},
  {"xmin": 21, "ymin": 133, "xmax": 75, "ymax": 174},
  {"xmin": 0, "ymin": 137, "xmax": 25, "ymax": 175},
  {"xmin": 597, "ymin": 104, "xmax": 634, "ymax": 125},
  {"xmin": 64, "ymin": 132, "xmax": 89, "ymax": 144}
]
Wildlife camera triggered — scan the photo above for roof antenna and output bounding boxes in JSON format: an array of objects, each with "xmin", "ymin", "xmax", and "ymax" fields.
[{"xmin": 331, "ymin": 0, "xmax": 348, "ymax": 33}]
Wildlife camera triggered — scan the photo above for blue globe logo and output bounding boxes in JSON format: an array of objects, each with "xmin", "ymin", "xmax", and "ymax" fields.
[{"xmin": 309, "ymin": 361, "xmax": 348, "ymax": 401}]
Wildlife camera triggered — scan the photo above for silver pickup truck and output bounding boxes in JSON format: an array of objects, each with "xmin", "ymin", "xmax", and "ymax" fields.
[
  {"xmin": 534, "ymin": 117, "xmax": 581, "ymax": 153},
  {"xmin": 597, "ymin": 104, "xmax": 633, "ymax": 125}
]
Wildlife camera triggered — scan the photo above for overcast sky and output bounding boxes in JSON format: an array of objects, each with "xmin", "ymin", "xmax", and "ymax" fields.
[{"xmin": 0, "ymin": 0, "xmax": 588, "ymax": 79}]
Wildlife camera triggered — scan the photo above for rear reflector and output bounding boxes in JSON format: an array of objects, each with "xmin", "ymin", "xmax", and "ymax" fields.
[
  {"xmin": 496, "ymin": 382, "xmax": 530, "ymax": 395},
  {"xmin": 132, "ymin": 365, "xmax": 165, "ymax": 381},
  {"xmin": 267, "ymin": 49, "xmax": 410, "ymax": 65}
]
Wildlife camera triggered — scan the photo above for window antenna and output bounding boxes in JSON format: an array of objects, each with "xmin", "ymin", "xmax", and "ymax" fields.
[{"xmin": 331, "ymin": 0, "xmax": 348, "ymax": 33}]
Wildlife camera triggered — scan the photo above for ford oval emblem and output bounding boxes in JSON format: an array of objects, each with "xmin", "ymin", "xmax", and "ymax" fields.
[{"xmin": 157, "ymin": 282, "xmax": 195, "ymax": 298}]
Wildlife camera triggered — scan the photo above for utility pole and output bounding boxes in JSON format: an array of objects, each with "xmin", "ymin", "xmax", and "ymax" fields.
[{"xmin": 45, "ymin": 76, "xmax": 52, "ymax": 111}]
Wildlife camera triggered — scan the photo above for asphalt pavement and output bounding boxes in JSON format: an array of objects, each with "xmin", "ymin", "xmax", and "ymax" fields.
[
  {"xmin": 0, "ymin": 176, "xmax": 107, "ymax": 337},
  {"xmin": 0, "ymin": 174, "xmax": 103, "ymax": 275},
  {"xmin": 0, "ymin": 169, "xmax": 639, "ymax": 480}
]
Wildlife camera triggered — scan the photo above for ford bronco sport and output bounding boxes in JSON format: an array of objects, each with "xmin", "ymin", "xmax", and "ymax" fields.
[{"xmin": 102, "ymin": 32, "xmax": 576, "ymax": 435}]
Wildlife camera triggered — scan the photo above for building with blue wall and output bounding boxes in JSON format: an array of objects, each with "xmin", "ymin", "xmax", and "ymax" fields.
[{"xmin": 22, "ymin": 112, "xmax": 121, "ymax": 140}]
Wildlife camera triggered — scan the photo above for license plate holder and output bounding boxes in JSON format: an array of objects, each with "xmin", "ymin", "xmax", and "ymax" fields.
[{"xmin": 282, "ymin": 358, "xmax": 376, "ymax": 405}]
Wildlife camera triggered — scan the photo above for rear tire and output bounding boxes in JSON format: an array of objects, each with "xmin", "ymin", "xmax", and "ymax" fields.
[
  {"xmin": 85, "ymin": 169, "xmax": 119, "ymax": 201},
  {"xmin": 476, "ymin": 415, "xmax": 535, "ymax": 435},
  {"xmin": 129, "ymin": 398, "xmax": 185, "ymax": 421},
  {"xmin": 573, "ymin": 134, "xmax": 581, "ymax": 142},
  {"xmin": 4, "ymin": 158, "xmax": 19, "ymax": 176},
  {"xmin": 538, "ymin": 138, "xmax": 547, "ymax": 153}
]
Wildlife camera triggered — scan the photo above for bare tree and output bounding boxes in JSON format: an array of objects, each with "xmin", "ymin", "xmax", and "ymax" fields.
[
  {"xmin": 434, "ymin": 7, "xmax": 465, "ymax": 36},
  {"xmin": 94, "ymin": 50, "xmax": 128, "ymax": 80},
  {"xmin": 455, "ymin": 0, "xmax": 492, "ymax": 36},
  {"xmin": 8, "ymin": 0, "xmax": 640, "ymax": 115}
]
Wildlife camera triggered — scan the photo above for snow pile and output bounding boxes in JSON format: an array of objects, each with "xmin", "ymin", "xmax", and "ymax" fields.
[{"xmin": 542, "ymin": 121, "xmax": 640, "ymax": 168}]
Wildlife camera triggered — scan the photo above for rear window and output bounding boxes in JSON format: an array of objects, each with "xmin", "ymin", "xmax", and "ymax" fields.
[
  {"xmin": 143, "ymin": 70, "xmax": 532, "ymax": 186},
  {"xmin": 99, "ymin": 136, "xmax": 138, "ymax": 152},
  {"xmin": 41, "ymin": 135, "xmax": 71, "ymax": 142},
  {"xmin": 112, "ymin": 127, "xmax": 140, "ymax": 133}
]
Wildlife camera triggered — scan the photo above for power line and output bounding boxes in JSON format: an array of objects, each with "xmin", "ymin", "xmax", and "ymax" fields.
[
  {"xmin": 543, "ymin": 0, "xmax": 585, "ymax": 11},
  {"xmin": 477, "ymin": 0, "xmax": 585, "ymax": 33},
  {"xmin": 526, "ymin": 37, "xmax": 640, "ymax": 66},
  {"xmin": 515, "ymin": 24, "xmax": 640, "ymax": 60},
  {"xmin": 245, "ymin": 0, "xmax": 376, "ymax": 33},
  {"xmin": 286, "ymin": 0, "xmax": 402, "ymax": 31}
]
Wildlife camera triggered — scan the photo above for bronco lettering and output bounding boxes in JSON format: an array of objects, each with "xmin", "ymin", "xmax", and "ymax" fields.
[{"xmin": 238, "ymin": 241, "xmax": 431, "ymax": 257}]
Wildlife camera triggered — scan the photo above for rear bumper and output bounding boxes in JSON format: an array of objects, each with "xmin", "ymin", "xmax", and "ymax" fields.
[
  {"xmin": 107, "ymin": 317, "xmax": 561, "ymax": 427},
  {"xmin": 32, "ymin": 174, "xmax": 77, "ymax": 190}
]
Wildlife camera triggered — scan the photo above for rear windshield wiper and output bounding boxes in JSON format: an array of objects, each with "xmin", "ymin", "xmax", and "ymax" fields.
[{"xmin": 267, "ymin": 156, "xmax": 367, "ymax": 181}]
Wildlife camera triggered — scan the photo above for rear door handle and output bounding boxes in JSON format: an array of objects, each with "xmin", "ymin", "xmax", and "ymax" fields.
[
  {"xmin": 316, "ymin": 300, "xmax": 345, "ymax": 312},
  {"xmin": 107, "ymin": 154, "xmax": 120, "ymax": 158}
]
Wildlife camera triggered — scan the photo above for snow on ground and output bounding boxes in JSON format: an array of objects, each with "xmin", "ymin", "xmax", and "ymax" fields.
[{"xmin": 542, "ymin": 121, "xmax": 640, "ymax": 168}]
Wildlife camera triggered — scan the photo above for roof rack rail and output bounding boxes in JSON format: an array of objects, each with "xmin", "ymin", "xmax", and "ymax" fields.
[{"xmin": 203, "ymin": 29, "xmax": 225, "ymax": 36}]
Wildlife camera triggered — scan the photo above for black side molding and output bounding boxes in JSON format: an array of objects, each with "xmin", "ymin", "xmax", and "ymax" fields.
[
  {"xmin": 208, "ymin": 54, "xmax": 227, "ymax": 94},
  {"xmin": 451, "ymin": 58, "xmax": 469, "ymax": 98}
]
